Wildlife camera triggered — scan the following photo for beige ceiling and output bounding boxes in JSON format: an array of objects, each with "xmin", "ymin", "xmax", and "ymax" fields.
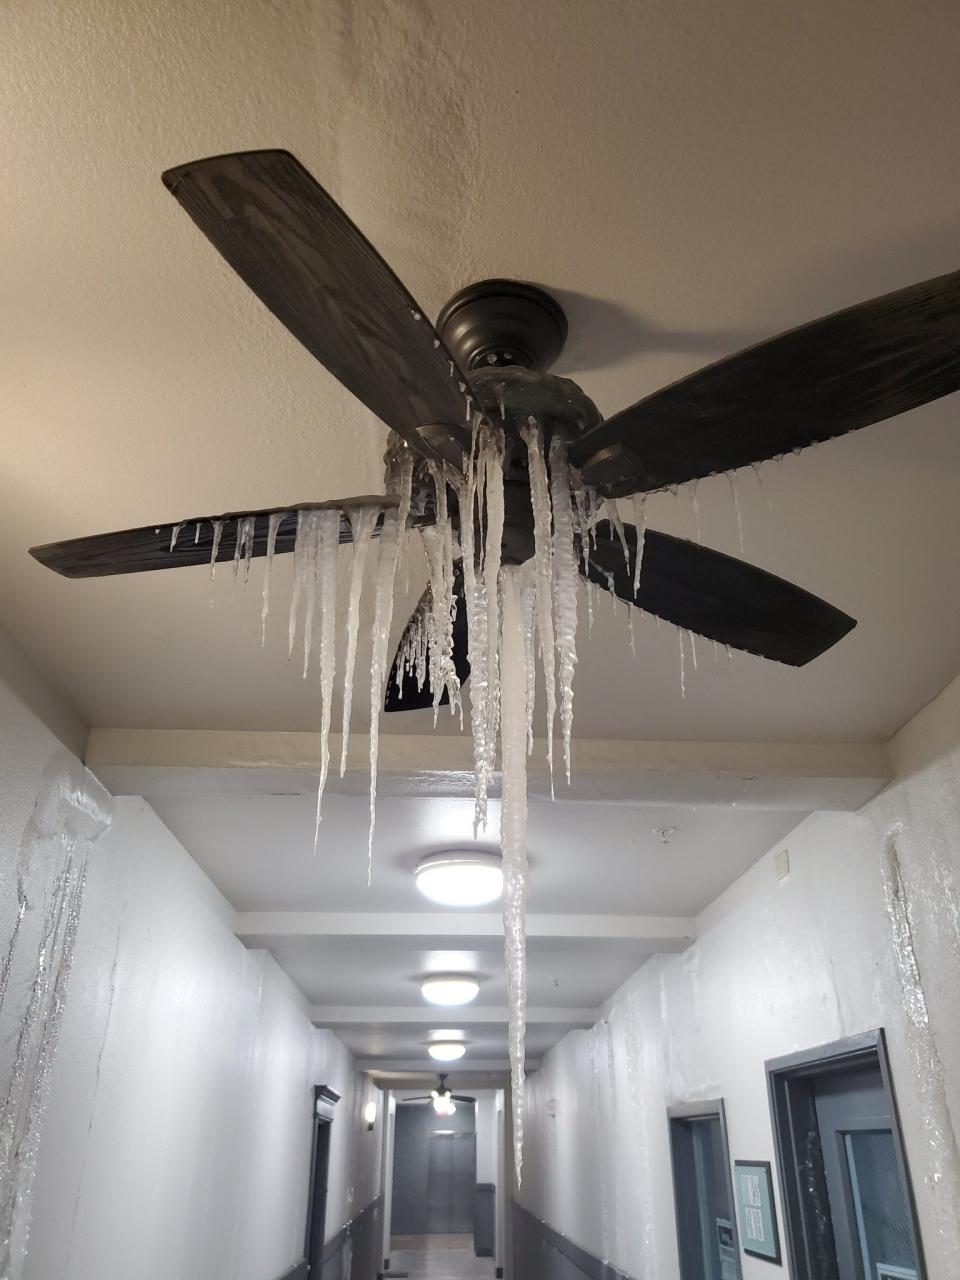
[{"xmin": 3, "ymin": 0, "xmax": 960, "ymax": 742}]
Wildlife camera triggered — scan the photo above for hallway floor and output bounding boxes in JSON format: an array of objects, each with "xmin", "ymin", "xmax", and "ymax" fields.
[{"xmin": 389, "ymin": 1234, "xmax": 496, "ymax": 1279}]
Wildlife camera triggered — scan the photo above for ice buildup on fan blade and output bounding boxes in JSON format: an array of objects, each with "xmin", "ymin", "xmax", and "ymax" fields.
[{"xmin": 521, "ymin": 420, "xmax": 557, "ymax": 794}]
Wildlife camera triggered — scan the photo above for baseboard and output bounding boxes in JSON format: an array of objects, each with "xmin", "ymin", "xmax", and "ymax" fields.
[
  {"xmin": 512, "ymin": 1199, "xmax": 636, "ymax": 1280},
  {"xmin": 275, "ymin": 1263, "xmax": 308, "ymax": 1280}
]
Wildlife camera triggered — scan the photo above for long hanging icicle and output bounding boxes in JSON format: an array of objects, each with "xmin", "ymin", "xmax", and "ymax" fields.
[
  {"xmin": 367, "ymin": 501, "xmax": 407, "ymax": 881},
  {"xmin": 260, "ymin": 511, "xmax": 287, "ymax": 646},
  {"xmin": 548, "ymin": 437, "xmax": 579, "ymax": 784},
  {"xmin": 500, "ymin": 567, "xmax": 531, "ymax": 1186},
  {"xmin": 313, "ymin": 508, "xmax": 341, "ymax": 847},
  {"xmin": 339, "ymin": 506, "xmax": 380, "ymax": 777},
  {"xmin": 520, "ymin": 420, "xmax": 557, "ymax": 793}
]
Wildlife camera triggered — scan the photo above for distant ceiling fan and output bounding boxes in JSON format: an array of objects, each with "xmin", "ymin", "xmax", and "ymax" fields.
[
  {"xmin": 402, "ymin": 1074, "xmax": 475, "ymax": 1115},
  {"xmin": 30, "ymin": 149, "xmax": 960, "ymax": 702}
]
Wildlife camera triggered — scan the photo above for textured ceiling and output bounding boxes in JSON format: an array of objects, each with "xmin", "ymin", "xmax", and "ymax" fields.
[{"xmin": 3, "ymin": 0, "xmax": 960, "ymax": 741}]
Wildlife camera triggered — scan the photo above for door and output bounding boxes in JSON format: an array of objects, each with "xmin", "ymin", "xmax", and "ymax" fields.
[
  {"xmin": 306, "ymin": 1118, "xmax": 332, "ymax": 1272},
  {"xmin": 670, "ymin": 1103, "xmax": 741, "ymax": 1280},
  {"xmin": 814, "ymin": 1068, "xmax": 921, "ymax": 1280},
  {"xmin": 768, "ymin": 1030, "xmax": 925, "ymax": 1280},
  {"xmin": 426, "ymin": 1132, "xmax": 476, "ymax": 1233}
]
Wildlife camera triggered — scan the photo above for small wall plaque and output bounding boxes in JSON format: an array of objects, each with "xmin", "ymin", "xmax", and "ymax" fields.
[{"xmin": 734, "ymin": 1160, "xmax": 781, "ymax": 1265}]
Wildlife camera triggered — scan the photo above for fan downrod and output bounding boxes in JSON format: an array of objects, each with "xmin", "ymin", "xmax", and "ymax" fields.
[{"xmin": 436, "ymin": 279, "xmax": 568, "ymax": 373}]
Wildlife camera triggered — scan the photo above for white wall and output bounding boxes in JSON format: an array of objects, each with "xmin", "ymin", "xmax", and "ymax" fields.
[
  {"xmin": 0, "ymin": 647, "xmax": 380, "ymax": 1280},
  {"xmin": 519, "ymin": 675, "xmax": 960, "ymax": 1280}
]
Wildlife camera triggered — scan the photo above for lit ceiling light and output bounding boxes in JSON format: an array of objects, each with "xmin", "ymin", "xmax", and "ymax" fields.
[
  {"xmin": 415, "ymin": 852, "xmax": 503, "ymax": 907},
  {"xmin": 428, "ymin": 1041, "xmax": 467, "ymax": 1062},
  {"xmin": 421, "ymin": 975, "xmax": 480, "ymax": 1006},
  {"xmin": 433, "ymin": 1129, "xmax": 456, "ymax": 1135},
  {"xmin": 432, "ymin": 1095, "xmax": 457, "ymax": 1117}
]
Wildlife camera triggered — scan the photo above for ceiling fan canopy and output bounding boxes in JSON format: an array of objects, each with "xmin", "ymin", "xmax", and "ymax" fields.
[{"xmin": 28, "ymin": 147, "xmax": 960, "ymax": 702}]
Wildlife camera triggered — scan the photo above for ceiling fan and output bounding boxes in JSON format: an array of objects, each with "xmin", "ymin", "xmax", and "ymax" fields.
[
  {"xmin": 29, "ymin": 149, "xmax": 960, "ymax": 704},
  {"xmin": 402, "ymin": 1074, "xmax": 475, "ymax": 1113}
]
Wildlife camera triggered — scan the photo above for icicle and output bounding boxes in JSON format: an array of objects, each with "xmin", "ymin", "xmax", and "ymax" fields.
[
  {"xmin": 727, "ymin": 472, "xmax": 744, "ymax": 552},
  {"xmin": 479, "ymin": 426, "xmax": 505, "ymax": 828},
  {"xmin": 169, "ymin": 522, "xmax": 184, "ymax": 552},
  {"xmin": 586, "ymin": 577, "xmax": 596, "ymax": 634},
  {"xmin": 725, "ymin": 643, "xmax": 734, "ymax": 668},
  {"xmin": 420, "ymin": 464, "xmax": 461, "ymax": 721},
  {"xmin": 288, "ymin": 510, "xmax": 311, "ymax": 659},
  {"xmin": 313, "ymin": 509, "xmax": 341, "ymax": 844},
  {"xmin": 602, "ymin": 497, "xmax": 630, "ymax": 572},
  {"xmin": 260, "ymin": 512, "xmax": 286, "ymax": 646},
  {"xmin": 752, "ymin": 462, "xmax": 774, "ymax": 511},
  {"xmin": 604, "ymin": 571, "xmax": 618, "ymax": 615},
  {"xmin": 194, "ymin": 522, "xmax": 201, "ymax": 544},
  {"xmin": 367, "ymin": 500, "xmax": 405, "ymax": 881},
  {"xmin": 689, "ymin": 480, "xmax": 702, "ymax": 543},
  {"xmin": 627, "ymin": 608, "xmax": 637, "ymax": 656},
  {"xmin": 520, "ymin": 565, "xmax": 538, "ymax": 755},
  {"xmin": 548, "ymin": 436, "xmax": 579, "ymax": 784},
  {"xmin": 209, "ymin": 519, "xmax": 224, "ymax": 581},
  {"xmin": 520, "ymin": 419, "xmax": 556, "ymax": 794},
  {"xmin": 678, "ymin": 627, "xmax": 687, "ymax": 697},
  {"xmin": 630, "ymin": 494, "xmax": 647, "ymax": 598},
  {"xmin": 500, "ymin": 568, "xmax": 530, "ymax": 1186},
  {"xmin": 340, "ymin": 506, "xmax": 380, "ymax": 777},
  {"xmin": 387, "ymin": 451, "xmax": 414, "ymax": 592},
  {"xmin": 300, "ymin": 516, "xmax": 321, "ymax": 679}
]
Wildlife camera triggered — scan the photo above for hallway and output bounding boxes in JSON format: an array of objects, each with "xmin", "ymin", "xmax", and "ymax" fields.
[{"xmin": 389, "ymin": 1235, "xmax": 496, "ymax": 1280}]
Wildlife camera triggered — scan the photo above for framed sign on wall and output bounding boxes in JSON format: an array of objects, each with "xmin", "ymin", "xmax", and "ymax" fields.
[{"xmin": 734, "ymin": 1160, "xmax": 782, "ymax": 1265}]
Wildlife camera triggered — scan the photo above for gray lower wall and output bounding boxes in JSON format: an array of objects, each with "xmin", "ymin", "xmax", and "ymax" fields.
[
  {"xmin": 317, "ymin": 1195, "xmax": 383, "ymax": 1280},
  {"xmin": 276, "ymin": 1264, "xmax": 309, "ymax": 1280},
  {"xmin": 512, "ymin": 1201, "xmax": 635, "ymax": 1280},
  {"xmin": 475, "ymin": 1182, "xmax": 495, "ymax": 1256}
]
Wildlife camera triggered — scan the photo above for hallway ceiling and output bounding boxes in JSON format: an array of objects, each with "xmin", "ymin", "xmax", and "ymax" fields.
[
  {"xmin": 150, "ymin": 788, "xmax": 805, "ymax": 1068},
  {"xmin": 3, "ymin": 0, "xmax": 960, "ymax": 742}
]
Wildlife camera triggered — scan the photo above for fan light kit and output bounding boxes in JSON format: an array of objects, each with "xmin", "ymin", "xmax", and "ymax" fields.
[
  {"xmin": 421, "ymin": 975, "xmax": 480, "ymax": 1006},
  {"xmin": 415, "ymin": 853, "xmax": 503, "ymax": 907},
  {"xmin": 30, "ymin": 146, "xmax": 960, "ymax": 1186},
  {"xmin": 428, "ymin": 1042, "xmax": 467, "ymax": 1062}
]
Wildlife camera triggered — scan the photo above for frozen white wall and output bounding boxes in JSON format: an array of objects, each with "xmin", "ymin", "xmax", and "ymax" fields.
[
  {"xmin": 519, "ymin": 674, "xmax": 960, "ymax": 1280},
  {"xmin": 0, "ymin": 650, "xmax": 380, "ymax": 1280}
]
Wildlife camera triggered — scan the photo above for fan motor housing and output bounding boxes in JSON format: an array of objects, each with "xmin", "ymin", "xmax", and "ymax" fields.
[{"xmin": 437, "ymin": 278, "xmax": 568, "ymax": 372}]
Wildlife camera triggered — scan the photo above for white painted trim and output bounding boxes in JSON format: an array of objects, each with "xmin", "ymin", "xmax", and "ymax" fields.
[
  {"xmin": 236, "ymin": 910, "xmax": 696, "ymax": 947},
  {"xmin": 86, "ymin": 727, "xmax": 890, "ymax": 809},
  {"xmin": 309, "ymin": 1006, "xmax": 598, "ymax": 1026}
]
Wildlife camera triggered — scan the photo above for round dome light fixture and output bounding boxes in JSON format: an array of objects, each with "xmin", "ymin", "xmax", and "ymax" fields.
[
  {"xmin": 415, "ymin": 852, "xmax": 503, "ymax": 907},
  {"xmin": 428, "ymin": 1041, "xmax": 467, "ymax": 1062},
  {"xmin": 421, "ymin": 975, "xmax": 481, "ymax": 1007}
]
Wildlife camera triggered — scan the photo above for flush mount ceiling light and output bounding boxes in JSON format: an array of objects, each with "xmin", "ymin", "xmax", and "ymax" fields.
[
  {"xmin": 415, "ymin": 852, "xmax": 503, "ymax": 907},
  {"xmin": 420, "ymin": 975, "xmax": 481, "ymax": 1006},
  {"xmin": 428, "ymin": 1041, "xmax": 467, "ymax": 1062}
]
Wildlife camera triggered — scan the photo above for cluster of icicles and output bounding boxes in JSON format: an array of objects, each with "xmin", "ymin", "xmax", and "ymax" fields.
[{"xmin": 190, "ymin": 418, "xmax": 619, "ymax": 1184}]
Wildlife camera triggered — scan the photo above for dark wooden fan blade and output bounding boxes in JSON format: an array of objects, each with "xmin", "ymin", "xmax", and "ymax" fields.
[
  {"xmin": 451, "ymin": 1095, "xmax": 476, "ymax": 1104},
  {"xmin": 585, "ymin": 520, "xmax": 855, "ymax": 666},
  {"xmin": 384, "ymin": 565, "xmax": 470, "ymax": 711},
  {"xmin": 571, "ymin": 269, "xmax": 960, "ymax": 497},
  {"xmin": 30, "ymin": 495, "xmax": 397, "ymax": 579},
  {"xmin": 162, "ymin": 150, "xmax": 471, "ymax": 465}
]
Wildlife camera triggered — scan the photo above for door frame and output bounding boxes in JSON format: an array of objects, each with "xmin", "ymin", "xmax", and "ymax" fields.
[
  {"xmin": 667, "ymin": 1098, "xmax": 743, "ymax": 1279},
  {"xmin": 766, "ymin": 1028, "xmax": 925, "ymax": 1280},
  {"xmin": 305, "ymin": 1084, "xmax": 341, "ymax": 1269}
]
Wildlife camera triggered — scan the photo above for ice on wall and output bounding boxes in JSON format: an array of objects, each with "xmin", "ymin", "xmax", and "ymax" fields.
[{"xmin": 0, "ymin": 756, "xmax": 112, "ymax": 1280}]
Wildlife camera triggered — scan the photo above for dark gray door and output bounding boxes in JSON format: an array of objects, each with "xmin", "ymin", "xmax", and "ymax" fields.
[
  {"xmin": 426, "ymin": 1132, "xmax": 476, "ymax": 1233},
  {"xmin": 814, "ymin": 1067, "xmax": 921, "ymax": 1280},
  {"xmin": 670, "ymin": 1112, "xmax": 741, "ymax": 1280}
]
